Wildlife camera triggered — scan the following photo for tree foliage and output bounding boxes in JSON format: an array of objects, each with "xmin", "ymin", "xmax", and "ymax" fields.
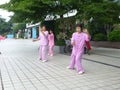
[
  {"xmin": 0, "ymin": 0, "xmax": 120, "ymax": 29},
  {"xmin": 13, "ymin": 23, "xmax": 26, "ymax": 32},
  {"xmin": 0, "ymin": 17, "xmax": 12, "ymax": 35},
  {"xmin": 81, "ymin": 1, "xmax": 120, "ymax": 35},
  {"xmin": 0, "ymin": 0, "xmax": 74, "ymax": 22}
]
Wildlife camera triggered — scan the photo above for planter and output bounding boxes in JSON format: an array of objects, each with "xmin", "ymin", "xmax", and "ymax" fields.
[
  {"xmin": 55, "ymin": 39, "xmax": 66, "ymax": 53},
  {"xmin": 59, "ymin": 46, "xmax": 65, "ymax": 53},
  {"xmin": 55, "ymin": 46, "xmax": 65, "ymax": 54},
  {"xmin": 90, "ymin": 41, "xmax": 120, "ymax": 49}
]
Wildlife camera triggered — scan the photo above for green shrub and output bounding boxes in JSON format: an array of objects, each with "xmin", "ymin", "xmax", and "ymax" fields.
[
  {"xmin": 108, "ymin": 30, "xmax": 120, "ymax": 42},
  {"xmin": 67, "ymin": 30, "xmax": 75, "ymax": 39},
  {"xmin": 55, "ymin": 39, "xmax": 65, "ymax": 46},
  {"xmin": 94, "ymin": 33, "xmax": 107, "ymax": 41}
]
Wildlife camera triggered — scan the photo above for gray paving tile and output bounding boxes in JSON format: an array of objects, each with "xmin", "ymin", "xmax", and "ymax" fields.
[{"xmin": 0, "ymin": 39, "xmax": 120, "ymax": 90}]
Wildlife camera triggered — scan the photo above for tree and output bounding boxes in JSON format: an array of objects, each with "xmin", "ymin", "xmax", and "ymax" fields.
[
  {"xmin": 0, "ymin": 17, "xmax": 12, "ymax": 35},
  {"xmin": 82, "ymin": 1, "xmax": 120, "ymax": 35},
  {"xmin": 12, "ymin": 23, "xmax": 26, "ymax": 38},
  {"xmin": 0, "ymin": 0, "xmax": 120, "ymax": 36},
  {"xmin": 0, "ymin": 0, "xmax": 74, "ymax": 22},
  {"xmin": 13, "ymin": 23, "xmax": 26, "ymax": 32}
]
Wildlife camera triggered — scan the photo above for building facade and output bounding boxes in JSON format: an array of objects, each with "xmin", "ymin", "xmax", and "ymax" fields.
[{"xmin": 26, "ymin": 22, "xmax": 40, "ymax": 39}]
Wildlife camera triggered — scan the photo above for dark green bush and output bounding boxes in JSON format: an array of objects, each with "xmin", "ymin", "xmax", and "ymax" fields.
[
  {"xmin": 108, "ymin": 30, "xmax": 120, "ymax": 42},
  {"xmin": 55, "ymin": 39, "xmax": 65, "ymax": 46},
  {"xmin": 94, "ymin": 33, "xmax": 107, "ymax": 41}
]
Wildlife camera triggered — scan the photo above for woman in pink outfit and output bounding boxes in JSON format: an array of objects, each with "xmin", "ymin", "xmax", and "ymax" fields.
[
  {"xmin": 33, "ymin": 26, "xmax": 49, "ymax": 62},
  {"xmin": 67, "ymin": 24, "xmax": 89, "ymax": 74},
  {"xmin": 48, "ymin": 30, "xmax": 54, "ymax": 56}
]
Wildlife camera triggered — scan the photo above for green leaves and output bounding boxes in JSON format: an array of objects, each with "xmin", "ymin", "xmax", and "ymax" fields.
[
  {"xmin": 0, "ymin": 0, "xmax": 120, "ymax": 25},
  {"xmin": 13, "ymin": 23, "xmax": 26, "ymax": 32},
  {"xmin": 0, "ymin": 17, "xmax": 12, "ymax": 35},
  {"xmin": 80, "ymin": 1, "xmax": 120, "ymax": 25}
]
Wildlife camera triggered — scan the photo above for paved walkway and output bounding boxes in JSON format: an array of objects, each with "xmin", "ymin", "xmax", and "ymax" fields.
[{"xmin": 0, "ymin": 39, "xmax": 120, "ymax": 90}]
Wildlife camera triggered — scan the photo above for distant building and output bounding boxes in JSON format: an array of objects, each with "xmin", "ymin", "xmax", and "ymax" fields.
[{"xmin": 26, "ymin": 22, "xmax": 40, "ymax": 39}]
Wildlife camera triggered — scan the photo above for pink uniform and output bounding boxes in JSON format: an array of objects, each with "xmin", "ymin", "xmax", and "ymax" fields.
[
  {"xmin": 69, "ymin": 32, "xmax": 89, "ymax": 72},
  {"xmin": 38, "ymin": 31, "xmax": 48, "ymax": 61},
  {"xmin": 48, "ymin": 33, "xmax": 54, "ymax": 56}
]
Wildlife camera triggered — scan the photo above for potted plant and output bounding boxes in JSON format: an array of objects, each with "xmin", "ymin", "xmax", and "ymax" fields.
[{"xmin": 55, "ymin": 32, "xmax": 67, "ymax": 53}]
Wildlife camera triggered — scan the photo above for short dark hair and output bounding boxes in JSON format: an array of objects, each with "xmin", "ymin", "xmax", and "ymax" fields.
[{"xmin": 76, "ymin": 24, "xmax": 82, "ymax": 29}]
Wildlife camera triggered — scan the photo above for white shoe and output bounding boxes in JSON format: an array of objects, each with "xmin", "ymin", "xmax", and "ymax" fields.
[
  {"xmin": 66, "ymin": 66, "xmax": 70, "ymax": 69},
  {"xmin": 38, "ymin": 58, "xmax": 42, "ymax": 61},
  {"xmin": 42, "ymin": 60, "xmax": 47, "ymax": 62},
  {"xmin": 66, "ymin": 66, "xmax": 73, "ymax": 69},
  {"xmin": 78, "ymin": 71, "xmax": 84, "ymax": 74},
  {"xmin": 50, "ymin": 54, "xmax": 53, "ymax": 56}
]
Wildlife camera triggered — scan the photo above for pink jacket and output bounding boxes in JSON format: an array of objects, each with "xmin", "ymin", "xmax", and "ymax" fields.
[
  {"xmin": 48, "ymin": 33, "xmax": 54, "ymax": 46},
  {"xmin": 38, "ymin": 31, "xmax": 49, "ymax": 45},
  {"xmin": 71, "ymin": 32, "xmax": 89, "ymax": 53}
]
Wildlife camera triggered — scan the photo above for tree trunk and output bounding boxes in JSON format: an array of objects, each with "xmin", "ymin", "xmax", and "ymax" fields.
[
  {"xmin": 104, "ymin": 24, "xmax": 113, "ymax": 36},
  {"xmin": 60, "ymin": 15, "xmax": 63, "ymax": 18}
]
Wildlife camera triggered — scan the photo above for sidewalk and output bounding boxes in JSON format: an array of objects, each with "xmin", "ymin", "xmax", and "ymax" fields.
[
  {"xmin": 0, "ymin": 39, "xmax": 120, "ymax": 90},
  {"xmin": 83, "ymin": 47, "xmax": 120, "ymax": 68}
]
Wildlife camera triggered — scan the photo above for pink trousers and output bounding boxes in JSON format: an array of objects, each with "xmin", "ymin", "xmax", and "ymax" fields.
[
  {"xmin": 48, "ymin": 45, "xmax": 54, "ymax": 55},
  {"xmin": 39, "ymin": 45, "xmax": 47, "ymax": 60},
  {"xmin": 69, "ymin": 52, "xmax": 84, "ymax": 72}
]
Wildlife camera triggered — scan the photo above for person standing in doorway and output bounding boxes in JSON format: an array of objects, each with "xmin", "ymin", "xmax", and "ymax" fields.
[
  {"xmin": 48, "ymin": 30, "xmax": 54, "ymax": 56},
  {"xmin": 67, "ymin": 24, "xmax": 89, "ymax": 74},
  {"xmin": 33, "ymin": 25, "xmax": 49, "ymax": 62}
]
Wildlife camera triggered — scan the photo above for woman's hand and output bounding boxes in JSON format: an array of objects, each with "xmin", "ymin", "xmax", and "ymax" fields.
[
  {"xmin": 32, "ymin": 39, "xmax": 39, "ymax": 42},
  {"xmin": 72, "ymin": 42, "xmax": 75, "ymax": 46},
  {"xmin": 32, "ymin": 39, "xmax": 36, "ymax": 42}
]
